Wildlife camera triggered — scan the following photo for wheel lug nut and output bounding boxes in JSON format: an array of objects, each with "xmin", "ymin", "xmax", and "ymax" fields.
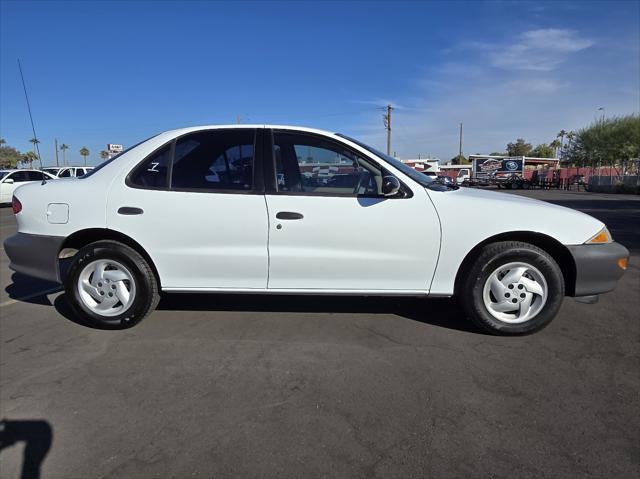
[
  {"xmin": 518, "ymin": 284, "xmax": 524, "ymax": 289},
  {"xmin": 100, "ymin": 291, "xmax": 105, "ymax": 295},
  {"xmin": 505, "ymin": 293, "xmax": 510, "ymax": 298},
  {"xmin": 98, "ymin": 282, "xmax": 102, "ymax": 287},
  {"xmin": 520, "ymin": 293, "xmax": 526, "ymax": 298},
  {"xmin": 508, "ymin": 284, "xmax": 514, "ymax": 289},
  {"xmin": 111, "ymin": 284, "xmax": 116, "ymax": 289},
  {"xmin": 512, "ymin": 298, "xmax": 517, "ymax": 303},
  {"xmin": 108, "ymin": 292, "xmax": 113, "ymax": 297}
]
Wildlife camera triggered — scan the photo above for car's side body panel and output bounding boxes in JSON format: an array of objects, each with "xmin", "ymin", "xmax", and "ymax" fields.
[
  {"xmin": 105, "ymin": 188, "xmax": 269, "ymax": 289},
  {"xmin": 265, "ymin": 191, "xmax": 439, "ymax": 290},
  {"xmin": 426, "ymin": 187, "xmax": 605, "ymax": 295}
]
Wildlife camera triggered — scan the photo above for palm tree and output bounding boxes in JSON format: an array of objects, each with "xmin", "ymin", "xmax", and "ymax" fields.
[
  {"xmin": 100, "ymin": 150, "xmax": 110, "ymax": 161},
  {"xmin": 550, "ymin": 139, "xmax": 561, "ymax": 158},
  {"xmin": 60, "ymin": 144, "xmax": 69, "ymax": 166},
  {"xmin": 29, "ymin": 137, "xmax": 41, "ymax": 168},
  {"xmin": 79, "ymin": 147, "xmax": 90, "ymax": 166},
  {"xmin": 0, "ymin": 138, "xmax": 6, "ymax": 146}
]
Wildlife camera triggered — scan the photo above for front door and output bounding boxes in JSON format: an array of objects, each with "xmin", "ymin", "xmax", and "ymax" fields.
[{"xmin": 264, "ymin": 130, "xmax": 440, "ymax": 292}]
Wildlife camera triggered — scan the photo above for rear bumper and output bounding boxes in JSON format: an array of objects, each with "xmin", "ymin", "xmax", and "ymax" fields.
[
  {"xmin": 4, "ymin": 233, "xmax": 65, "ymax": 283},
  {"xmin": 567, "ymin": 242, "xmax": 629, "ymax": 297}
]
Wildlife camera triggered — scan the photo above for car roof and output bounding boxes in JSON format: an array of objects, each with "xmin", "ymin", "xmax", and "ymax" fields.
[{"xmin": 161, "ymin": 124, "xmax": 337, "ymax": 138}]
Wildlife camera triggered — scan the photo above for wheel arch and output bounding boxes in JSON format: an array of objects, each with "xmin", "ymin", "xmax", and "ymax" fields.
[
  {"xmin": 454, "ymin": 231, "xmax": 577, "ymax": 297},
  {"xmin": 59, "ymin": 228, "xmax": 162, "ymax": 288}
]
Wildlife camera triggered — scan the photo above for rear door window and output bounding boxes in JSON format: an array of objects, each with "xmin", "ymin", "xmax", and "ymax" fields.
[{"xmin": 171, "ymin": 129, "xmax": 255, "ymax": 191}]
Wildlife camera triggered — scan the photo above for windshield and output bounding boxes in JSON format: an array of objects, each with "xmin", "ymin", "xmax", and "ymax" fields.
[{"xmin": 336, "ymin": 134, "xmax": 435, "ymax": 188}]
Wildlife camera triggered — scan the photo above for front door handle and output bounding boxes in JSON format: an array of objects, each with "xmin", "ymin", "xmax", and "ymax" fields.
[{"xmin": 276, "ymin": 211, "xmax": 304, "ymax": 220}]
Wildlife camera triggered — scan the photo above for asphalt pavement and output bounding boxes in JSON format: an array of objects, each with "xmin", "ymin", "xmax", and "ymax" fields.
[{"xmin": 1, "ymin": 189, "xmax": 639, "ymax": 479}]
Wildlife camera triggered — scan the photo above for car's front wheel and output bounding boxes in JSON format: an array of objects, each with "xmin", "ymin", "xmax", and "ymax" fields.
[
  {"xmin": 64, "ymin": 240, "xmax": 160, "ymax": 329},
  {"xmin": 459, "ymin": 241, "xmax": 564, "ymax": 335}
]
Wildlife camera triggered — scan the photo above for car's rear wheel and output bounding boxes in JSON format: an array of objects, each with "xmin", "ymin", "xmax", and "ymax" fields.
[
  {"xmin": 459, "ymin": 241, "xmax": 564, "ymax": 335},
  {"xmin": 64, "ymin": 240, "xmax": 160, "ymax": 329}
]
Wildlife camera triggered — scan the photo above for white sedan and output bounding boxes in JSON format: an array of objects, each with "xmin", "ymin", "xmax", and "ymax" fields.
[
  {"xmin": 0, "ymin": 169, "xmax": 56, "ymax": 205},
  {"xmin": 4, "ymin": 125, "xmax": 629, "ymax": 334}
]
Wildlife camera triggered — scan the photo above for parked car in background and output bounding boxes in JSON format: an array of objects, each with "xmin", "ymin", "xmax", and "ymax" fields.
[
  {"xmin": 42, "ymin": 166, "xmax": 94, "ymax": 178},
  {"xmin": 4, "ymin": 125, "xmax": 629, "ymax": 335},
  {"xmin": 435, "ymin": 175, "xmax": 455, "ymax": 187},
  {"xmin": 0, "ymin": 169, "xmax": 56, "ymax": 205}
]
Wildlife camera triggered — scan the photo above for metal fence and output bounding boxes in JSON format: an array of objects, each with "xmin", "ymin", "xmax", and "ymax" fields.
[{"xmin": 587, "ymin": 175, "xmax": 640, "ymax": 194}]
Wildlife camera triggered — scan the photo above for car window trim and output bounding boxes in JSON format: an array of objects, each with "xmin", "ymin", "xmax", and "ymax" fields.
[
  {"xmin": 125, "ymin": 128, "xmax": 265, "ymax": 195},
  {"xmin": 264, "ymin": 129, "xmax": 412, "ymax": 199}
]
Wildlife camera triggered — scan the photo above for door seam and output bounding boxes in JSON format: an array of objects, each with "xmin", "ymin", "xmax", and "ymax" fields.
[{"xmin": 263, "ymin": 194, "xmax": 271, "ymax": 288}]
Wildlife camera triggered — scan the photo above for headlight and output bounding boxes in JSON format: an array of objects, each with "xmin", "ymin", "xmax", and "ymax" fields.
[{"xmin": 585, "ymin": 226, "xmax": 613, "ymax": 244}]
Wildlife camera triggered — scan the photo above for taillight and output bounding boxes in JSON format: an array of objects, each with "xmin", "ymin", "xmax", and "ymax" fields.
[{"xmin": 12, "ymin": 195, "xmax": 22, "ymax": 214}]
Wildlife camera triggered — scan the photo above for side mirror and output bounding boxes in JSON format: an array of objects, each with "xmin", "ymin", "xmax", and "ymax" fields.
[
  {"xmin": 382, "ymin": 175, "xmax": 401, "ymax": 197},
  {"xmin": 4, "ymin": 178, "xmax": 14, "ymax": 184}
]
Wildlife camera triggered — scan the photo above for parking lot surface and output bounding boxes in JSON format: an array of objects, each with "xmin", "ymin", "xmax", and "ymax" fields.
[{"xmin": 1, "ymin": 189, "xmax": 639, "ymax": 478}]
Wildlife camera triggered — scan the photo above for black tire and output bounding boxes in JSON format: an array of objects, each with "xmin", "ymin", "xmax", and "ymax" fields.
[
  {"xmin": 458, "ymin": 241, "xmax": 564, "ymax": 335},
  {"xmin": 64, "ymin": 240, "xmax": 160, "ymax": 329}
]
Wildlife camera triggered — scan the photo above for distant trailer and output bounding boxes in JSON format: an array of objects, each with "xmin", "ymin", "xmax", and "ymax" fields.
[{"xmin": 468, "ymin": 155, "xmax": 560, "ymax": 188}]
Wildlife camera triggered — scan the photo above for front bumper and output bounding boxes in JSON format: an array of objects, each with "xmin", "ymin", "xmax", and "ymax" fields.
[
  {"xmin": 567, "ymin": 242, "xmax": 629, "ymax": 297},
  {"xmin": 4, "ymin": 233, "xmax": 65, "ymax": 283}
]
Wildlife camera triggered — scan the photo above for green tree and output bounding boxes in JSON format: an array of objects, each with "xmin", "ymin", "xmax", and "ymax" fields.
[
  {"xmin": 100, "ymin": 150, "xmax": 109, "ymax": 161},
  {"xmin": 60, "ymin": 143, "xmax": 69, "ymax": 166},
  {"xmin": 450, "ymin": 154, "xmax": 468, "ymax": 165},
  {"xmin": 79, "ymin": 146, "xmax": 90, "ymax": 166},
  {"xmin": 489, "ymin": 151, "xmax": 506, "ymax": 156},
  {"xmin": 21, "ymin": 151, "xmax": 38, "ymax": 168},
  {"xmin": 506, "ymin": 138, "xmax": 532, "ymax": 156},
  {"xmin": 549, "ymin": 139, "xmax": 561, "ymax": 157},
  {"xmin": 530, "ymin": 143, "xmax": 556, "ymax": 158},
  {"xmin": 565, "ymin": 115, "xmax": 640, "ymax": 171},
  {"xmin": 0, "ymin": 143, "xmax": 22, "ymax": 168}
]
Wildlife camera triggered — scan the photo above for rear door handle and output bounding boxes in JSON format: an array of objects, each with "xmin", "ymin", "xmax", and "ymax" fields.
[
  {"xmin": 276, "ymin": 211, "xmax": 304, "ymax": 220},
  {"xmin": 118, "ymin": 206, "xmax": 144, "ymax": 215}
]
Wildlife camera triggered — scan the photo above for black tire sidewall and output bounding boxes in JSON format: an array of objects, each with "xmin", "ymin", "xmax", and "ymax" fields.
[
  {"xmin": 463, "ymin": 243, "xmax": 564, "ymax": 335},
  {"xmin": 65, "ymin": 242, "xmax": 155, "ymax": 329}
]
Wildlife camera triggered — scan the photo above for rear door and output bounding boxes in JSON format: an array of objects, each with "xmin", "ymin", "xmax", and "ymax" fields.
[
  {"xmin": 107, "ymin": 128, "xmax": 269, "ymax": 290},
  {"xmin": 264, "ymin": 130, "xmax": 440, "ymax": 292}
]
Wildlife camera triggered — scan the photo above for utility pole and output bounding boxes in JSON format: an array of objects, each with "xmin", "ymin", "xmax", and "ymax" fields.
[
  {"xmin": 54, "ymin": 138, "xmax": 59, "ymax": 167},
  {"xmin": 236, "ymin": 115, "xmax": 241, "ymax": 124},
  {"xmin": 458, "ymin": 122, "xmax": 463, "ymax": 162},
  {"xmin": 383, "ymin": 104, "xmax": 393, "ymax": 156}
]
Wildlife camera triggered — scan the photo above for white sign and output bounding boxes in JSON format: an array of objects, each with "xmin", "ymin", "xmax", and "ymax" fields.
[{"xmin": 107, "ymin": 144, "xmax": 123, "ymax": 153}]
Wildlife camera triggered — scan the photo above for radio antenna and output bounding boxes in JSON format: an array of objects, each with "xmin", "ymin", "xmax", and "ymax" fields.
[{"xmin": 18, "ymin": 58, "xmax": 46, "ymax": 183}]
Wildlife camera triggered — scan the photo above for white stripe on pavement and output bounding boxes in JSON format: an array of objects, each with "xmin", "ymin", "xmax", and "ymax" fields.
[{"xmin": 0, "ymin": 287, "xmax": 62, "ymax": 308}]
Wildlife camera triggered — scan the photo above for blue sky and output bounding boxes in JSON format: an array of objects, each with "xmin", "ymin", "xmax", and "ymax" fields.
[{"xmin": 1, "ymin": 0, "xmax": 638, "ymax": 165}]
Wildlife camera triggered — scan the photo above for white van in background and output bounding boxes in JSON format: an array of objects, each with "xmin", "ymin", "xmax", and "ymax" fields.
[{"xmin": 42, "ymin": 166, "xmax": 94, "ymax": 178}]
